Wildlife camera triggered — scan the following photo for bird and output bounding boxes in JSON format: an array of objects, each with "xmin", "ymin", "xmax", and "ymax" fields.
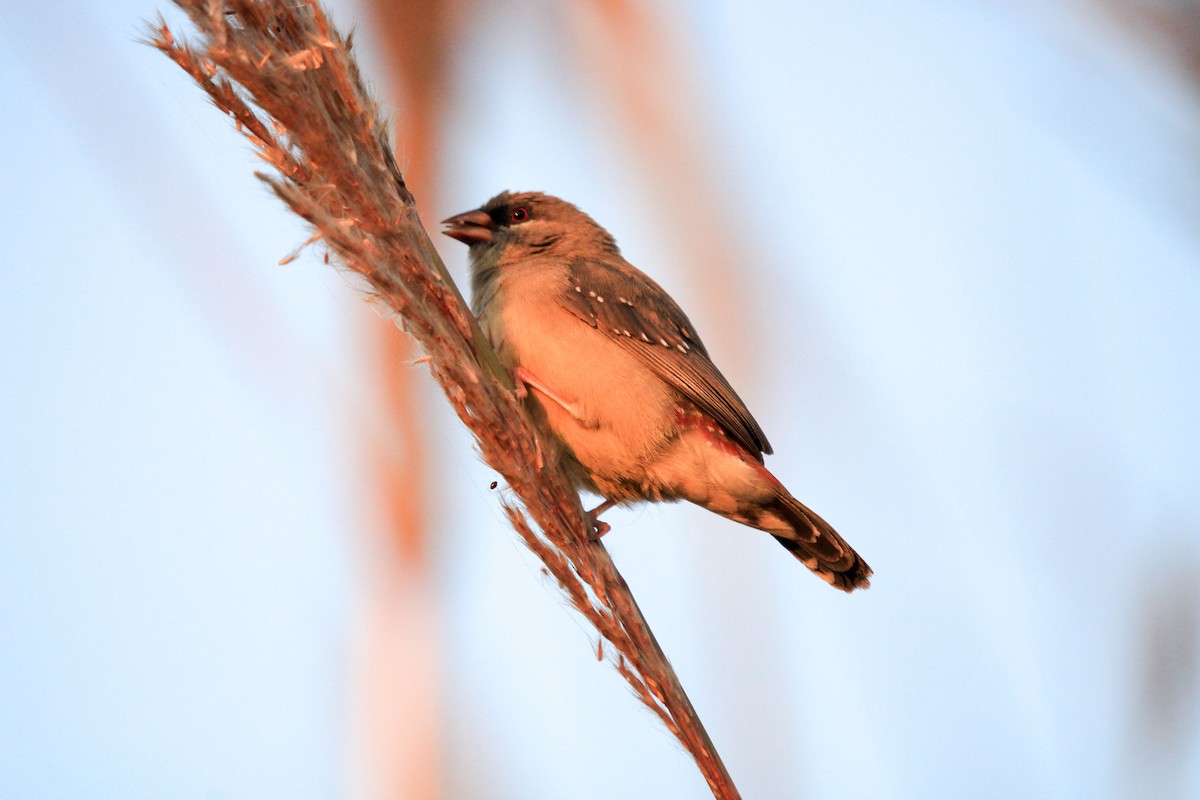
[{"xmin": 443, "ymin": 191, "xmax": 871, "ymax": 592}]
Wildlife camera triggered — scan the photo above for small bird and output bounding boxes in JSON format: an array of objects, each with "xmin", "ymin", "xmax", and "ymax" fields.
[{"xmin": 443, "ymin": 192, "xmax": 871, "ymax": 591}]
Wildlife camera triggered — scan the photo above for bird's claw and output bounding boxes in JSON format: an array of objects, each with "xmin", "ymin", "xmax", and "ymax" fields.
[
  {"xmin": 586, "ymin": 498, "xmax": 616, "ymax": 542},
  {"xmin": 589, "ymin": 518, "xmax": 611, "ymax": 541}
]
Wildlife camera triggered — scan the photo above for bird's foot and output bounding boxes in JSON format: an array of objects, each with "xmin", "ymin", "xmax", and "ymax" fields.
[
  {"xmin": 589, "ymin": 519, "xmax": 611, "ymax": 541},
  {"xmin": 586, "ymin": 498, "xmax": 616, "ymax": 541}
]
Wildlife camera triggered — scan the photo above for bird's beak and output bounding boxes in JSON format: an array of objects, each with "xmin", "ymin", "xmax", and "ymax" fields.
[{"xmin": 441, "ymin": 208, "xmax": 495, "ymax": 245}]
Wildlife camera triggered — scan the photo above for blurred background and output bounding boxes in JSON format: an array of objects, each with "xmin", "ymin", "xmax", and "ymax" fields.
[{"xmin": 2, "ymin": 1, "xmax": 1199, "ymax": 798}]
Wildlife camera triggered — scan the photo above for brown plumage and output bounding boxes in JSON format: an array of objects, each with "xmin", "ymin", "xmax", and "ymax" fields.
[{"xmin": 444, "ymin": 191, "xmax": 871, "ymax": 591}]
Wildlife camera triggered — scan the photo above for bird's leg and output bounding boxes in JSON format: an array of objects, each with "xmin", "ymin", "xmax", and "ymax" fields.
[
  {"xmin": 513, "ymin": 367, "xmax": 599, "ymax": 429},
  {"xmin": 586, "ymin": 498, "xmax": 617, "ymax": 540},
  {"xmin": 532, "ymin": 433, "xmax": 544, "ymax": 471},
  {"xmin": 513, "ymin": 366, "xmax": 574, "ymax": 412}
]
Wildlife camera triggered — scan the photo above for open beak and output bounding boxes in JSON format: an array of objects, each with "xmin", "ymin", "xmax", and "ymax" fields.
[{"xmin": 441, "ymin": 208, "xmax": 495, "ymax": 245}]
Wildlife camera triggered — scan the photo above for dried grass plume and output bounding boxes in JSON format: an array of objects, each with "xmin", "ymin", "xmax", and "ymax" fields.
[{"xmin": 147, "ymin": 2, "xmax": 741, "ymax": 797}]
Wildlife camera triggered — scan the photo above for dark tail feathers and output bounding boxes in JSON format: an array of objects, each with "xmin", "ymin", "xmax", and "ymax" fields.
[{"xmin": 768, "ymin": 494, "xmax": 872, "ymax": 592}]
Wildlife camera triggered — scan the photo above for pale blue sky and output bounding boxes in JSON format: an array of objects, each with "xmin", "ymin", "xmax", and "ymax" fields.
[{"xmin": 2, "ymin": 1, "xmax": 1198, "ymax": 798}]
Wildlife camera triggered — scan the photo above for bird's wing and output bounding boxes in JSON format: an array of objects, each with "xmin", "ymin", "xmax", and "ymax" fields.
[{"xmin": 559, "ymin": 258, "xmax": 773, "ymax": 458}]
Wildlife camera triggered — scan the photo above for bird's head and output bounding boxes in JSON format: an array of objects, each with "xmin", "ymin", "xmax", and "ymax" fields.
[{"xmin": 442, "ymin": 191, "xmax": 619, "ymax": 263}]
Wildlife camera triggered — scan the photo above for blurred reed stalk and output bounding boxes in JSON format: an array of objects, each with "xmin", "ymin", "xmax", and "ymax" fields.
[
  {"xmin": 352, "ymin": 0, "xmax": 451, "ymax": 796},
  {"xmin": 147, "ymin": 1, "xmax": 741, "ymax": 797}
]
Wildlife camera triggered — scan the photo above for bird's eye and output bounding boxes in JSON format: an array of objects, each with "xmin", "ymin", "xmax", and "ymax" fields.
[{"xmin": 509, "ymin": 206, "xmax": 530, "ymax": 223}]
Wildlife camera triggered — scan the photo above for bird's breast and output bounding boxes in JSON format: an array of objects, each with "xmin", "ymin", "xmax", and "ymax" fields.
[{"xmin": 481, "ymin": 272, "xmax": 679, "ymax": 492}]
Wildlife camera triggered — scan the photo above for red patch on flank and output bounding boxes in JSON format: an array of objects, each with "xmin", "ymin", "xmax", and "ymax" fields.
[{"xmin": 673, "ymin": 405, "xmax": 784, "ymax": 488}]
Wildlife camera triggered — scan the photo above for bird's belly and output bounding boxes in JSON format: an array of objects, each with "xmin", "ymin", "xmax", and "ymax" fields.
[{"xmin": 495, "ymin": 301, "xmax": 677, "ymax": 495}]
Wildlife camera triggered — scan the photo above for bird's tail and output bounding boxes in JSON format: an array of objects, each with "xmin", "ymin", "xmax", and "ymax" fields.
[
  {"xmin": 762, "ymin": 492, "xmax": 871, "ymax": 592},
  {"xmin": 689, "ymin": 478, "xmax": 871, "ymax": 591},
  {"xmin": 655, "ymin": 423, "xmax": 871, "ymax": 590}
]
